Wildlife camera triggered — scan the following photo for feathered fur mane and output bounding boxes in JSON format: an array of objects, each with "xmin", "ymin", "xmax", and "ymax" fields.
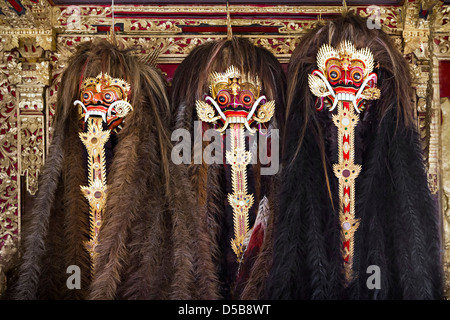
[
  {"xmin": 12, "ymin": 39, "xmax": 216, "ymax": 299},
  {"xmin": 285, "ymin": 14, "xmax": 415, "ymax": 179},
  {"xmin": 171, "ymin": 37, "xmax": 286, "ymax": 299},
  {"xmin": 264, "ymin": 14, "xmax": 443, "ymax": 300}
]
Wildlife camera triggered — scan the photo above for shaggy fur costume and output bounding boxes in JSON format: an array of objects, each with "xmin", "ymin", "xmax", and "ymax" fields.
[
  {"xmin": 253, "ymin": 14, "xmax": 443, "ymax": 300},
  {"xmin": 12, "ymin": 39, "xmax": 217, "ymax": 299}
]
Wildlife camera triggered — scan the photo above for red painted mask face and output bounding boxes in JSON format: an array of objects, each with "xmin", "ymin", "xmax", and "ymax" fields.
[
  {"xmin": 195, "ymin": 66, "xmax": 275, "ymax": 133},
  {"xmin": 215, "ymin": 79, "xmax": 259, "ymax": 120},
  {"xmin": 308, "ymin": 41, "xmax": 380, "ymax": 113},
  {"xmin": 75, "ymin": 73, "xmax": 133, "ymax": 132}
]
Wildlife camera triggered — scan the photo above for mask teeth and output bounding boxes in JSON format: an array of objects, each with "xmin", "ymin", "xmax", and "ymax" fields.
[
  {"xmin": 228, "ymin": 117, "xmax": 245, "ymax": 124},
  {"xmin": 336, "ymin": 92, "xmax": 355, "ymax": 101},
  {"xmin": 84, "ymin": 110, "xmax": 106, "ymax": 123},
  {"xmin": 224, "ymin": 116, "xmax": 255, "ymax": 133}
]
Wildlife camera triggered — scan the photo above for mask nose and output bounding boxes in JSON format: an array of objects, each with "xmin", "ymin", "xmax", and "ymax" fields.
[
  {"xmin": 343, "ymin": 72, "xmax": 353, "ymax": 86},
  {"xmin": 93, "ymin": 92, "xmax": 103, "ymax": 104},
  {"xmin": 231, "ymin": 96, "xmax": 242, "ymax": 108}
]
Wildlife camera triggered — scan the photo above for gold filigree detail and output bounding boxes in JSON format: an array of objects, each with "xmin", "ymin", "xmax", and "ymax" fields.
[
  {"xmin": 209, "ymin": 65, "xmax": 261, "ymax": 99},
  {"xmin": 308, "ymin": 73, "xmax": 331, "ymax": 97},
  {"xmin": 332, "ymin": 101, "xmax": 361, "ymax": 283},
  {"xmin": 19, "ymin": 116, "xmax": 44, "ymax": 195},
  {"xmin": 0, "ymin": 53, "xmax": 19, "ymax": 297},
  {"xmin": 316, "ymin": 41, "xmax": 374, "ymax": 76},
  {"xmin": 226, "ymin": 124, "xmax": 254, "ymax": 261},
  {"xmin": 81, "ymin": 72, "xmax": 131, "ymax": 101},
  {"xmin": 79, "ymin": 117, "xmax": 110, "ymax": 273},
  {"xmin": 0, "ymin": 35, "xmax": 19, "ymax": 52},
  {"xmin": 360, "ymin": 87, "xmax": 381, "ymax": 100},
  {"xmin": 195, "ymin": 100, "xmax": 222, "ymax": 123},
  {"xmin": 21, "ymin": 62, "xmax": 50, "ymax": 86},
  {"xmin": 253, "ymin": 100, "xmax": 275, "ymax": 123}
]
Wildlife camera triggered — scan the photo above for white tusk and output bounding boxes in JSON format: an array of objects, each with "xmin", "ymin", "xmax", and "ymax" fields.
[
  {"xmin": 107, "ymin": 103, "xmax": 114, "ymax": 117},
  {"xmin": 216, "ymin": 118, "xmax": 230, "ymax": 133},
  {"xmin": 352, "ymin": 98, "xmax": 360, "ymax": 114},
  {"xmin": 312, "ymin": 70, "xmax": 336, "ymax": 98},
  {"xmin": 205, "ymin": 96, "xmax": 226, "ymax": 121},
  {"xmin": 329, "ymin": 96, "xmax": 339, "ymax": 112},
  {"xmin": 244, "ymin": 120, "xmax": 256, "ymax": 134},
  {"xmin": 246, "ymin": 95, "xmax": 267, "ymax": 121},
  {"xmin": 74, "ymin": 100, "xmax": 87, "ymax": 113}
]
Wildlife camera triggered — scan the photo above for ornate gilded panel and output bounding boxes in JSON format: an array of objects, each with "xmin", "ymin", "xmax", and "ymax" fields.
[{"xmin": 0, "ymin": 50, "xmax": 19, "ymax": 295}]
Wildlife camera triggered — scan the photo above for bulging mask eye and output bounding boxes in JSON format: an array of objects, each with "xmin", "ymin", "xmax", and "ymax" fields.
[
  {"xmin": 328, "ymin": 67, "xmax": 341, "ymax": 82},
  {"xmin": 217, "ymin": 91, "xmax": 230, "ymax": 106},
  {"xmin": 240, "ymin": 91, "xmax": 254, "ymax": 105},
  {"xmin": 350, "ymin": 69, "xmax": 363, "ymax": 82},
  {"xmin": 82, "ymin": 91, "xmax": 93, "ymax": 103},
  {"xmin": 103, "ymin": 91, "xmax": 115, "ymax": 103}
]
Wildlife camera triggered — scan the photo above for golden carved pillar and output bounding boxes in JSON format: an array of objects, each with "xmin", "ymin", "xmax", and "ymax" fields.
[
  {"xmin": 17, "ymin": 36, "xmax": 53, "ymax": 195},
  {"xmin": 403, "ymin": 0, "xmax": 434, "ymax": 159},
  {"xmin": 432, "ymin": 2, "xmax": 450, "ymax": 298},
  {"xmin": 0, "ymin": 0, "xmax": 54, "ymax": 295},
  {"xmin": 442, "ymin": 97, "xmax": 450, "ymax": 297},
  {"xmin": 403, "ymin": 0, "xmax": 450, "ymax": 298},
  {"xmin": 0, "ymin": 46, "xmax": 20, "ymax": 297}
]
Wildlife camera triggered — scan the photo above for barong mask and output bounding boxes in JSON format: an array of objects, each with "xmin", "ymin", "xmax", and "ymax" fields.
[
  {"xmin": 195, "ymin": 65, "xmax": 275, "ymax": 262},
  {"xmin": 74, "ymin": 72, "xmax": 133, "ymax": 132},
  {"xmin": 196, "ymin": 65, "xmax": 275, "ymax": 134},
  {"xmin": 308, "ymin": 40, "xmax": 380, "ymax": 113},
  {"xmin": 308, "ymin": 40, "xmax": 380, "ymax": 281},
  {"xmin": 74, "ymin": 72, "xmax": 132, "ymax": 272}
]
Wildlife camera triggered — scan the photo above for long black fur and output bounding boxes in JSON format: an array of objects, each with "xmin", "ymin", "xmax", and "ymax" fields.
[{"xmin": 265, "ymin": 15, "xmax": 443, "ymax": 300}]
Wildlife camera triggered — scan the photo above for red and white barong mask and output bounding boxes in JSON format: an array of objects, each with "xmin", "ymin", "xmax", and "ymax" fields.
[
  {"xmin": 308, "ymin": 40, "xmax": 380, "ymax": 113},
  {"xmin": 74, "ymin": 72, "xmax": 133, "ymax": 131}
]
